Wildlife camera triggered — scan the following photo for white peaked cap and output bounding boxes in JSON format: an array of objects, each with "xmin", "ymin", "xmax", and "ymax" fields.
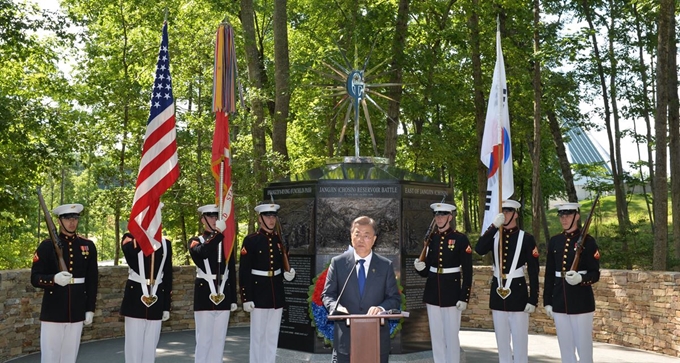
[
  {"xmin": 430, "ymin": 203, "xmax": 456, "ymax": 212},
  {"xmin": 556, "ymin": 202, "xmax": 581, "ymax": 211},
  {"xmin": 52, "ymin": 204, "xmax": 84, "ymax": 216},
  {"xmin": 197, "ymin": 204, "xmax": 219, "ymax": 214},
  {"xmin": 254, "ymin": 203, "xmax": 280, "ymax": 214},
  {"xmin": 502, "ymin": 199, "xmax": 521, "ymax": 209}
]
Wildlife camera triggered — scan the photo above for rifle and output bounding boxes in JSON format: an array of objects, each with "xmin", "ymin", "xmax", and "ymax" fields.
[
  {"xmin": 418, "ymin": 194, "xmax": 448, "ymax": 262},
  {"xmin": 274, "ymin": 218, "xmax": 291, "ymax": 272},
  {"xmin": 418, "ymin": 217, "xmax": 437, "ymax": 262},
  {"xmin": 37, "ymin": 188, "xmax": 68, "ymax": 272},
  {"xmin": 570, "ymin": 193, "xmax": 601, "ymax": 271}
]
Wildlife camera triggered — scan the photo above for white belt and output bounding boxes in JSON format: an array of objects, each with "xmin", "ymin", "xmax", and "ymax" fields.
[
  {"xmin": 494, "ymin": 267, "xmax": 525, "ymax": 279},
  {"xmin": 429, "ymin": 266, "xmax": 461, "ymax": 274},
  {"xmin": 252, "ymin": 269, "xmax": 281, "ymax": 277},
  {"xmin": 196, "ymin": 272, "xmax": 217, "ymax": 280},
  {"xmin": 128, "ymin": 271, "xmax": 163, "ymax": 285},
  {"xmin": 555, "ymin": 270, "xmax": 587, "ymax": 277},
  {"xmin": 69, "ymin": 277, "xmax": 85, "ymax": 284}
]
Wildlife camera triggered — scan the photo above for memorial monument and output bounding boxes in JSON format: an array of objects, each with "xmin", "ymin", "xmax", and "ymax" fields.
[{"xmin": 269, "ymin": 46, "xmax": 452, "ymax": 356}]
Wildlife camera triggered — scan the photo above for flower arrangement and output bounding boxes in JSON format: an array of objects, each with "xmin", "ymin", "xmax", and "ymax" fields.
[{"xmin": 307, "ymin": 264, "xmax": 406, "ymax": 346}]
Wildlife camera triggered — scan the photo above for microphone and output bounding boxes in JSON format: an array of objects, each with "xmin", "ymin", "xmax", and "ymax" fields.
[{"xmin": 330, "ymin": 260, "xmax": 360, "ymax": 316}]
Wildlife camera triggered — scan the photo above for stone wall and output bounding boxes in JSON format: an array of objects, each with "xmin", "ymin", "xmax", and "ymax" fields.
[{"xmin": 1, "ymin": 266, "xmax": 678, "ymax": 361}]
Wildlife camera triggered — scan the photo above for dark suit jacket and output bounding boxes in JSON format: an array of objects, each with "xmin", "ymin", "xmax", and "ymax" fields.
[{"xmin": 321, "ymin": 251, "xmax": 401, "ymax": 357}]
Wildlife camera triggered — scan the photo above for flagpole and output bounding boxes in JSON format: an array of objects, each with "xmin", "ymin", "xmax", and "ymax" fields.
[{"xmin": 496, "ymin": 16, "xmax": 504, "ymax": 280}]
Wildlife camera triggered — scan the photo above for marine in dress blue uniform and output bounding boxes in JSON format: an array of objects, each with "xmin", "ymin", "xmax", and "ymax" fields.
[
  {"xmin": 239, "ymin": 203, "xmax": 296, "ymax": 363},
  {"xmin": 475, "ymin": 199, "xmax": 540, "ymax": 363},
  {"xmin": 189, "ymin": 204, "xmax": 237, "ymax": 363},
  {"xmin": 543, "ymin": 202, "xmax": 601, "ymax": 363},
  {"xmin": 120, "ymin": 231, "xmax": 173, "ymax": 363},
  {"xmin": 413, "ymin": 203, "xmax": 473, "ymax": 363},
  {"xmin": 31, "ymin": 203, "xmax": 98, "ymax": 363}
]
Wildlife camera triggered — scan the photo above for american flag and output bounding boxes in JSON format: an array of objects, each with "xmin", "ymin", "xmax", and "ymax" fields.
[{"xmin": 128, "ymin": 22, "xmax": 179, "ymax": 256}]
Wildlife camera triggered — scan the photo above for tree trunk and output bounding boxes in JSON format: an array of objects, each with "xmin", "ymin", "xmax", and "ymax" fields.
[
  {"xmin": 668, "ymin": 15, "xmax": 680, "ymax": 270},
  {"xmin": 581, "ymin": 0, "xmax": 629, "ymax": 230},
  {"xmin": 468, "ymin": 0, "xmax": 486, "ymax": 232},
  {"xmin": 530, "ymin": 0, "xmax": 542, "ymax": 242},
  {"xmin": 462, "ymin": 189, "xmax": 471, "ymax": 233},
  {"xmin": 547, "ymin": 111, "xmax": 578, "ymax": 202},
  {"xmin": 384, "ymin": 0, "xmax": 410, "ymax": 165},
  {"xmin": 241, "ymin": 0, "xmax": 268, "ymax": 188},
  {"xmin": 631, "ymin": 3, "xmax": 655, "ymax": 232},
  {"xmin": 653, "ymin": 0, "xmax": 672, "ymax": 271},
  {"xmin": 272, "ymin": 0, "xmax": 290, "ymax": 168}
]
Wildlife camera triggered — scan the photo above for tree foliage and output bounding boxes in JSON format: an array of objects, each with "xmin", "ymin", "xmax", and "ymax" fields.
[{"xmin": 0, "ymin": 0, "xmax": 675, "ymax": 270}]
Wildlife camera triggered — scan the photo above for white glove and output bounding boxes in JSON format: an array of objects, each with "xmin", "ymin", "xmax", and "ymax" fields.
[
  {"xmin": 54, "ymin": 271, "xmax": 72, "ymax": 287},
  {"xmin": 215, "ymin": 219, "xmax": 227, "ymax": 233},
  {"xmin": 524, "ymin": 303, "xmax": 536, "ymax": 314},
  {"xmin": 243, "ymin": 301, "xmax": 255, "ymax": 313},
  {"xmin": 455, "ymin": 301, "xmax": 468, "ymax": 311},
  {"xmin": 492, "ymin": 213, "xmax": 505, "ymax": 228},
  {"xmin": 544, "ymin": 305, "xmax": 553, "ymax": 319},
  {"xmin": 84, "ymin": 311, "xmax": 94, "ymax": 326},
  {"xmin": 162, "ymin": 311, "xmax": 170, "ymax": 321},
  {"xmin": 565, "ymin": 271, "xmax": 583, "ymax": 285},
  {"xmin": 413, "ymin": 259, "xmax": 426, "ymax": 271},
  {"xmin": 283, "ymin": 268, "xmax": 296, "ymax": 281},
  {"xmin": 231, "ymin": 303, "xmax": 238, "ymax": 311}
]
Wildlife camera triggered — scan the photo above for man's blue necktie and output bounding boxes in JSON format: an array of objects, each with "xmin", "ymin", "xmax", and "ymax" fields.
[{"xmin": 358, "ymin": 259, "xmax": 366, "ymax": 296}]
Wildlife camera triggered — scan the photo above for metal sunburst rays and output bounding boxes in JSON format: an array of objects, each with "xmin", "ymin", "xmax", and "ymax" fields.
[{"xmin": 312, "ymin": 41, "xmax": 402, "ymax": 157}]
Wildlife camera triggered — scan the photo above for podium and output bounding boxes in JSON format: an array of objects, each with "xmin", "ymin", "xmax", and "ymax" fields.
[{"xmin": 328, "ymin": 313, "xmax": 408, "ymax": 363}]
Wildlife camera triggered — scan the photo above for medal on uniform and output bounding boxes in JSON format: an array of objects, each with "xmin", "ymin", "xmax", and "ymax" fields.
[
  {"xmin": 210, "ymin": 293, "xmax": 225, "ymax": 305},
  {"xmin": 141, "ymin": 294, "xmax": 158, "ymax": 307}
]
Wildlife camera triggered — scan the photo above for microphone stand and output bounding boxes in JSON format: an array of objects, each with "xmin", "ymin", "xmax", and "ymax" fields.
[{"xmin": 330, "ymin": 260, "xmax": 360, "ymax": 316}]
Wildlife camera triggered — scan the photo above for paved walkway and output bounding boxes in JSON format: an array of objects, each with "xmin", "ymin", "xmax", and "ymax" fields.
[{"xmin": 7, "ymin": 327, "xmax": 679, "ymax": 362}]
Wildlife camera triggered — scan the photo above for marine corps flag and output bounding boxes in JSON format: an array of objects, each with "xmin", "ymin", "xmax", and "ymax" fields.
[
  {"xmin": 211, "ymin": 23, "xmax": 239, "ymax": 261},
  {"xmin": 480, "ymin": 22, "xmax": 514, "ymax": 231}
]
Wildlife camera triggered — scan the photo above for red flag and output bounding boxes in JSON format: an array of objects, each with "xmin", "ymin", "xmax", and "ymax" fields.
[
  {"xmin": 212, "ymin": 23, "xmax": 238, "ymax": 261},
  {"xmin": 128, "ymin": 22, "xmax": 179, "ymax": 256}
]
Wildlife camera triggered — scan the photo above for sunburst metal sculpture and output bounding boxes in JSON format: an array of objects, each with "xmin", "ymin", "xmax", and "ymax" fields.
[{"xmin": 314, "ymin": 43, "xmax": 402, "ymax": 157}]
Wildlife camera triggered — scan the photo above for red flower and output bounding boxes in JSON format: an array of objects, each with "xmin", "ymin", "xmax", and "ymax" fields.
[{"xmin": 312, "ymin": 268, "xmax": 329, "ymax": 306}]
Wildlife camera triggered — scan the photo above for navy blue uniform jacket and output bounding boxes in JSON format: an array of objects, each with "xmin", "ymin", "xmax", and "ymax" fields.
[
  {"xmin": 544, "ymin": 229, "xmax": 600, "ymax": 314},
  {"xmin": 120, "ymin": 237, "xmax": 173, "ymax": 320},
  {"xmin": 31, "ymin": 234, "xmax": 98, "ymax": 323},
  {"xmin": 189, "ymin": 231, "xmax": 237, "ymax": 311},
  {"xmin": 476, "ymin": 226, "xmax": 540, "ymax": 311},
  {"xmin": 416, "ymin": 228, "xmax": 473, "ymax": 306}
]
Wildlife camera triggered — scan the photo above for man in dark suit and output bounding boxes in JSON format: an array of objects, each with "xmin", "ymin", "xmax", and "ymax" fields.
[{"xmin": 322, "ymin": 216, "xmax": 401, "ymax": 363}]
